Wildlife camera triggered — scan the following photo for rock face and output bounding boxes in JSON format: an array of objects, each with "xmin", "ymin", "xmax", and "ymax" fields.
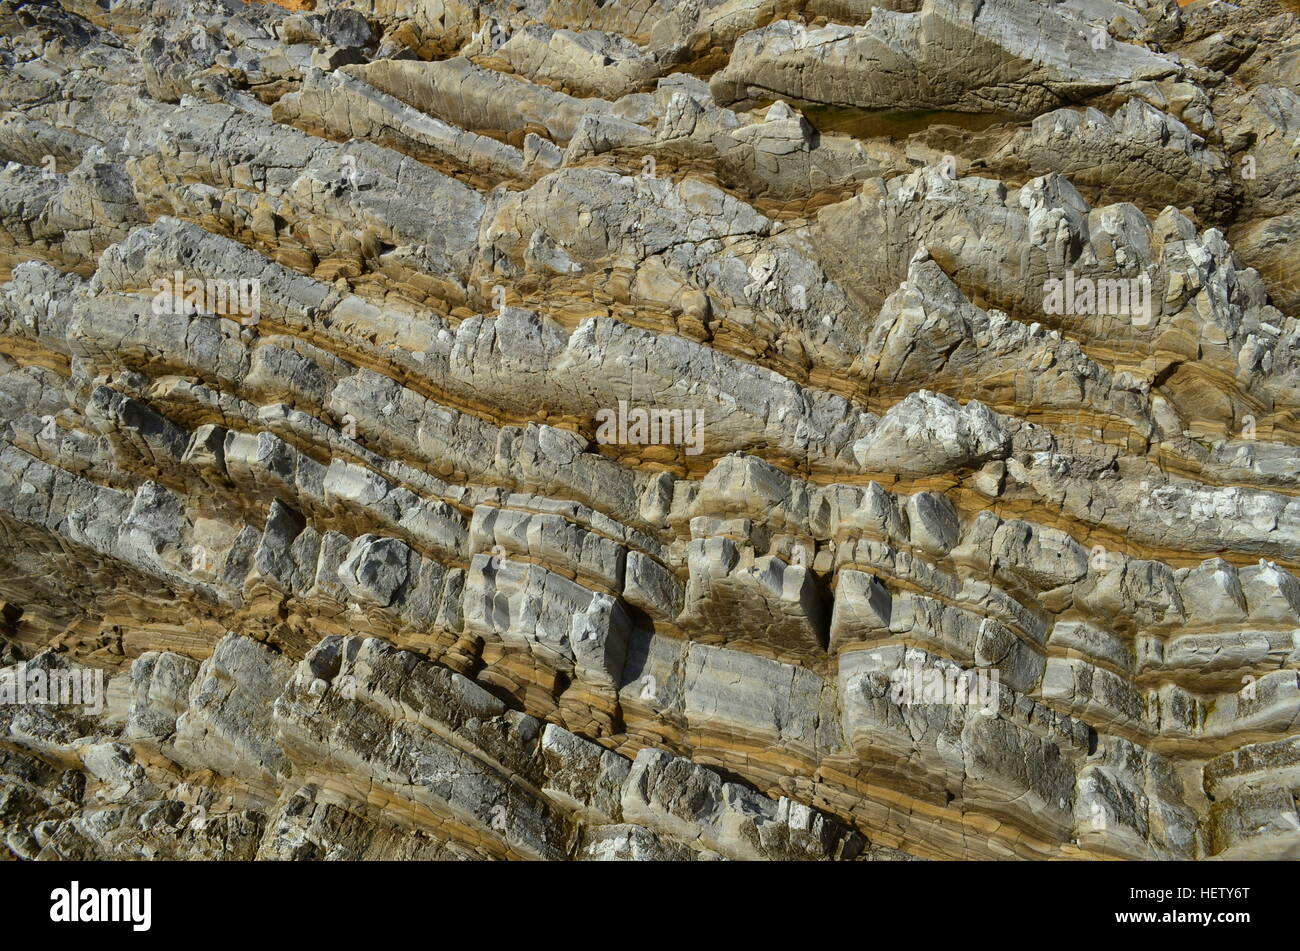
[{"xmin": 0, "ymin": 0, "xmax": 1298, "ymax": 861}]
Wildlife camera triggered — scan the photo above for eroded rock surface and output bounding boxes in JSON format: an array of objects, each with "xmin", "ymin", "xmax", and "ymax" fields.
[{"xmin": 1, "ymin": 0, "xmax": 1298, "ymax": 861}]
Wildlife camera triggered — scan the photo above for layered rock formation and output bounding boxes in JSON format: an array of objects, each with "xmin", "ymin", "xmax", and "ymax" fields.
[{"xmin": 1, "ymin": 0, "xmax": 1299, "ymax": 860}]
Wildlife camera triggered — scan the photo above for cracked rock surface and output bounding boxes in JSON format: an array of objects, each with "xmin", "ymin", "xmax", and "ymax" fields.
[{"xmin": 0, "ymin": 0, "xmax": 1298, "ymax": 861}]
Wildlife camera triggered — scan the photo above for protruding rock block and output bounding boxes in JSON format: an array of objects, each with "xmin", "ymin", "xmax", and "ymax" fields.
[
  {"xmin": 463, "ymin": 553, "xmax": 630, "ymax": 687},
  {"xmin": 679, "ymin": 536, "xmax": 828, "ymax": 657}
]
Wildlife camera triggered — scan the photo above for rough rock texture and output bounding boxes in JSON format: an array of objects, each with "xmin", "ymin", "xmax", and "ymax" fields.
[{"xmin": 0, "ymin": 0, "xmax": 1298, "ymax": 861}]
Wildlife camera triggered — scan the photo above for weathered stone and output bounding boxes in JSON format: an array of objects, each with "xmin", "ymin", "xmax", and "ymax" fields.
[{"xmin": 1, "ymin": 0, "xmax": 1298, "ymax": 866}]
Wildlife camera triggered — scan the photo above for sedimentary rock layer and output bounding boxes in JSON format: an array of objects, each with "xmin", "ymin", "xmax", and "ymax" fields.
[{"xmin": 1, "ymin": 0, "xmax": 1299, "ymax": 860}]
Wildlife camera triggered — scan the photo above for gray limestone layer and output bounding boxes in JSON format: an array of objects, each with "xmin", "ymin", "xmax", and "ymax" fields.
[{"xmin": 0, "ymin": 0, "xmax": 1299, "ymax": 861}]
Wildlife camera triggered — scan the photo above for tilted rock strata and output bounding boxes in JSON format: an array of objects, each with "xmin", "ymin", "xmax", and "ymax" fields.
[
  {"xmin": 0, "ymin": 0, "xmax": 1298, "ymax": 860},
  {"xmin": 3, "ymin": 634, "xmax": 871, "ymax": 860}
]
